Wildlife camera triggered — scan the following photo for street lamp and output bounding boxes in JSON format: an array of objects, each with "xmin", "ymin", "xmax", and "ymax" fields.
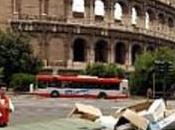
[
  {"xmin": 154, "ymin": 60, "xmax": 173, "ymax": 105},
  {"xmin": 154, "ymin": 60, "xmax": 166, "ymax": 101}
]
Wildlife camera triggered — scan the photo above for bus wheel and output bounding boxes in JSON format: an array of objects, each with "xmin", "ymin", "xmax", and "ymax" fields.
[
  {"xmin": 97, "ymin": 92, "xmax": 107, "ymax": 99},
  {"xmin": 50, "ymin": 91, "xmax": 60, "ymax": 98}
]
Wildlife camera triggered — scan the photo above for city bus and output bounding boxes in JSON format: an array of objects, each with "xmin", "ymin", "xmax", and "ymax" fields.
[{"xmin": 35, "ymin": 75, "xmax": 129, "ymax": 99}]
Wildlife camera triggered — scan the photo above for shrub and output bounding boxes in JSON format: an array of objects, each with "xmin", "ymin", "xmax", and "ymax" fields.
[
  {"xmin": 10, "ymin": 73, "xmax": 35, "ymax": 92},
  {"xmin": 84, "ymin": 63, "xmax": 126, "ymax": 78}
]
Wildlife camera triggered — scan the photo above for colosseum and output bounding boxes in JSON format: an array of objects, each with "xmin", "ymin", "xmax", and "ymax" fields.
[{"xmin": 0, "ymin": 0, "xmax": 175, "ymax": 72}]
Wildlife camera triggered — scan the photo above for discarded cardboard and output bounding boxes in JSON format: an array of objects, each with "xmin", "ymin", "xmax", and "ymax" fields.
[
  {"xmin": 68, "ymin": 103, "xmax": 102, "ymax": 121},
  {"xmin": 95, "ymin": 116, "xmax": 118, "ymax": 130},
  {"xmin": 116, "ymin": 123, "xmax": 133, "ymax": 130},
  {"xmin": 100, "ymin": 103, "xmax": 144, "ymax": 130},
  {"xmin": 142, "ymin": 99, "xmax": 166, "ymax": 122},
  {"xmin": 113, "ymin": 100, "xmax": 152, "ymax": 118},
  {"xmin": 164, "ymin": 109, "xmax": 175, "ymax": 117},
  {"xmin": 128, "ymin": 100, "xmax": 153, "ymax": 112},
  {"xmin": 149, "ymin": 112, "xmax": 175, "ymax": 130},
  {"xmin": 116, "ymin": 109, "xmax": 149, "ymax": 130},
  {"xmin": 68, "ymin": 99, "xmax": 175, "ymax": 130}
]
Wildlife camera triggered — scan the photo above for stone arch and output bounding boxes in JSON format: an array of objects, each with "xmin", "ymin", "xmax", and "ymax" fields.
[
  {"xmin": 145, "ymin": 9, "xmax": 155, "ymax": 29},
  {"xmin": 147, "ymin": 45, "xmax": 155, "ymax": 52},
  {"xmin": 131, "ymin": 5, "xmax": 142, "ymax": 25},
  {"xmin": 168, "ymin": 17, "xmax": 174, "ymax": 28},
  {"xmin": 114, "ymin": 2, "xmax": 128, "ymax": 21},
  {"xmin": 131, "ymin": 44, "xmax": 142, "ymax": 65},
  {"xmin": 114, "ymin": 3, "xmax": 123, "ymax": 21},
  {"xmin": 95, "ymin": 40, "xmax": 108, "ymax": 62},
  {"xmin": 158, "ymin": 13, "xmax": 165, "ymax": 24},
  {"xmin": 118, "ymin": 1, "xmax": 129, "ymax": 14},
  {"xmin": 72, "ymin": 0, "xmax": 85, "ymax": 13},
  {"xmin": 147, "ymin": 9, "xmax": 155, "ymax": 21},
  {"xmin": 73, "ymin": 38, "xmax": 87, "ymax": 62},
  {"xmin": 94, "ymin": 0, "xmax": 105, "ymax": 16},
  {"xmin": 115, "ymin": 42, "xmax": 126, "ymax": 65}
]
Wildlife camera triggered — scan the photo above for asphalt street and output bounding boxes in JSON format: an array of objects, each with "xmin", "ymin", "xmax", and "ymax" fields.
[{"xmin": 9, "ymin": 95, "xmax": 175, "ymax": 127}]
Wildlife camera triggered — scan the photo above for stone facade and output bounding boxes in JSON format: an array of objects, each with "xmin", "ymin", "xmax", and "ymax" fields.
[{"xmin": 1, "ymin": 0, "xmax": 175, "ymax": 71}]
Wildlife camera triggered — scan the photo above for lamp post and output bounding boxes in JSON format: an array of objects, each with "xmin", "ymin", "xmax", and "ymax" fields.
[
  {"xmin": 154, "ymin": 60, "xmax": 173, "ymax": 105},
  {"xmin": 154, "ymin": 60, "xmax": 166, "ymax": 102},
  {"xmin": 153, "ymin": 72, "xmax": 156, "ymax": 99}
]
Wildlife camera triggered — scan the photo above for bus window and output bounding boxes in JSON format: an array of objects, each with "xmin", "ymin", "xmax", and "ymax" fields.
[
  {"xmin": 100, "ymin": 84, "xmax": 119, "ymax": 90},
  {"xmin": 38, "ymin": 81, "xmax": 48, "ymax": 89},
  {"xmin": 62, "ymin": 82, "xmax": 73, "ymax": 88},
  {"xmin": 48, "ymin": 81, "xmax": 61, "ymax": 88}
]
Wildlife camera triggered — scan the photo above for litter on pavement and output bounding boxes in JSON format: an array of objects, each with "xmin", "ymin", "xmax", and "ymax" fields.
[
  {"xmin": 69, "ymin": 99, "xmax": 175, "ymax": 130},
  {"xmin": 68, "ymin": 103, "xmax": 103, "ymax": 121}
]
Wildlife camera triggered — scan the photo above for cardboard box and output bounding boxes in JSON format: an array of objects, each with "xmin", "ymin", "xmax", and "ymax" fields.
[
  {"xmin": 150, "ymin": 112, "xmax": 175, "ymax": 130},
  {"xmin": 143, "ymin": 99, "xmax": 166, "ymax": 122},
  {"xmin": 68, "ymin": 103, "xmax": 102, "ymax": 121},
  {"xmin": 116, "ymin": 109, "xmax": 149, "ymax": 130}
]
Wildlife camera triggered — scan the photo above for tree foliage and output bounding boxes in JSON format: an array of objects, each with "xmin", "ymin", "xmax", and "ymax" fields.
[
  {"xmin": 130, "ymin": 48, "xmax": 175, "ymax": 95},
  {"xmin": 83, "ymin": 63, "xmax": 125, "ymax": 78},
  {"xmin": 10, "ymin": 73, "xmax": 35, "ymax": 91},
  {"xmin": 0, "ymin": 30, "xmax": 43, "ymax": 85}
]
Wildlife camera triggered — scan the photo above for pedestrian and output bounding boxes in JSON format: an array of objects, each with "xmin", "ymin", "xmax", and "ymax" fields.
[
  {"xmin": 0, "ymin": 85, "xmax": 14, "ymax": 127},
  {"xmin": 147, "ymin": 88, "xmax": 153, "ymax": 100}
]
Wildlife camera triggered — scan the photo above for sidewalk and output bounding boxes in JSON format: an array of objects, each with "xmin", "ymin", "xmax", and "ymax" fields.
[{"xmin": 1, "ymin": 118, "xmax": 102, "ymax": 130}]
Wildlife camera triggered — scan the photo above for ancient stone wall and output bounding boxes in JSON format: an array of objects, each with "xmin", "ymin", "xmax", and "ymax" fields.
[{"xmin": 1, "ymin": 0, "xmax": 175, "ymax": 70}]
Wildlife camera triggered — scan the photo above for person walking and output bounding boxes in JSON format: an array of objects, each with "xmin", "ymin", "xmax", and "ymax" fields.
[
  {"xmin": 147, "ymin": 88, "xmax": 153, "ymax": 100},
  {"xmin": 0, "ymin": 85, "xmax": 14, "ymax": 127}
]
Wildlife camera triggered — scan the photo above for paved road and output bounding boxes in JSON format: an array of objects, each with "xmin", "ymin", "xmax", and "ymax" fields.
[{"xmin": 9, "ymin": 95, "xmax": 175, "ymax": 127}]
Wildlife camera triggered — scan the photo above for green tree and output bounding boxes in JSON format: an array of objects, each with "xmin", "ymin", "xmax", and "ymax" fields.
[
  {"xmin": 10, "ymin": 73, "xmax": 35, "ymax": 91},
  {"xmin": 130, "ymin": 47, "xmax": 175, "ymax": 95},
  {"xmin": 84, "ymin": 63, "xmax": 125, "ymax": 78},
  {"xmin": 0, "ymin": 30, "xmax": 43, "ymax": 85}
]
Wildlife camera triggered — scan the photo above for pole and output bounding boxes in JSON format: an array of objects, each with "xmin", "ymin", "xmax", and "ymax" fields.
[
  {"xmin": 163, "ymin": 72, "xmax": 167, "ymax": 106},
  {"xmin": 153, "ymin": 73, "xmax": 156, "ymax": 99}
]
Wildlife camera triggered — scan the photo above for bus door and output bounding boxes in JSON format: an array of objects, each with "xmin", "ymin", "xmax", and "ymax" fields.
[{"xmin": 119, "ymin": 79, "xmax": 129, "ymax": 94}]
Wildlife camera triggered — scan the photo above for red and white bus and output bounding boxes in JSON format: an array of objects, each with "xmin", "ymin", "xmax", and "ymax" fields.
[{"xmin": 35, "ymin": 75, "xmax": 129, "ymax": 99}]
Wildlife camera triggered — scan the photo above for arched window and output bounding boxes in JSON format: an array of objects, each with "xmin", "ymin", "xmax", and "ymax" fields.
[
  {"xmin": 147, "ymin": 46, "xmax": 155, "ymax": 52},
  {"xmin": 145, "ymin": 12, "xmax": 150, "ymax": 29},
  {"xmin": 158, "ymin": 13, "xmax": 165, "ymax": 24},
  {"xmin": 13, "ymin": 0, "xmax": 19, "ymax": 14},
  {"xmin": 95, "ymin": 0, "xmax": 105, "ymax": 16},
  {"xmin": 131, "ymin": 6, "xmax": 141, "ymax": 25},
  {"xmin": 72, "ymin": 0, "xmax": 85, "ymax": 13},
  {"xmin": 131, "ymin": 7, "xmax": 138, "ymax": 25},
  {"xmin": 39, "ymin": 0, "xmax": 49, "ymax": 15},
  {"xmin": 145, "ymin": 10, "xmax": 155, "ymax": 29},
  {"xmin": 168, "ymin": 17, "xmax": 174, "ymax": 28},
  {"xmin": 132, "ymin": 44, "xmax": 141, "ymax": 65},
  {"xmin": 95, "ymin": 40, "xmax": 108, "ymax": 62},
  {"xmin": 115, "ymin": 42, "xmax": 126, "ymax": 64},
  {"xmin": 114, "ymin": 3, "xmax": 123, "ymax": 21},
  {"xmin": 73, "ymin": 38, "xmax": 86, "ymax": 62},
  {"xmin": 43, "ymin": 0, "xmax": 49, "ymax": 15}
]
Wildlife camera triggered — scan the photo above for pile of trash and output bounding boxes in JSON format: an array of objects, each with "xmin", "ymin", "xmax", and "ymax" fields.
[{"xmin": 68, "ymin": 99, "xmax": 175, "ymax": 130}]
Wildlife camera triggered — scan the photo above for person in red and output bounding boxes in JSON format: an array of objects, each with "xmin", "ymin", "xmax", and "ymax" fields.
[{"xmin": 0, "ymin": 86, "xmax": 11, "ymax": 127}]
